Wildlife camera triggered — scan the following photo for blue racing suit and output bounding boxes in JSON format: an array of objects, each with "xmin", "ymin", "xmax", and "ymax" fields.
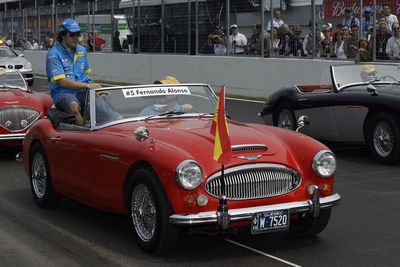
[{"xmin": 46, "ymin": 42, "xmax": 92, "ymax": 104}]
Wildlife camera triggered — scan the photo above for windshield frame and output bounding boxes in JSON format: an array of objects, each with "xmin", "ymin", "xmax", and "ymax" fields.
[
  {"xmin": 0, "ymin": 69, "xmax": 27, "ymax": 91},
  {"xmin": 331, "ymin": 63, "xmax": 400, "ymax": 92},
  {"xmin": 88, "ymin": 83, "xmax": 218, "ymax": 131}
]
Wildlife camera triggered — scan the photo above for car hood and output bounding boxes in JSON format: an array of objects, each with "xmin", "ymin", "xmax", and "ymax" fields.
[
  {"xmin": 107, "ymin": 117, "xmax": 325, "ymax": 169},
  {"xmin": 0, "ymin": 89, "xmax": 45, "ymax": 110},
  {"xmin": 0, "ymin": 56, "xmax": 28, "ymax": 65}
]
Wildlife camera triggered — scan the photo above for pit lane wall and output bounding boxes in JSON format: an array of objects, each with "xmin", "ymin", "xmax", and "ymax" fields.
[{"xmin": 25, "ymin": 51, "xmax": 351, "ymax": 98}]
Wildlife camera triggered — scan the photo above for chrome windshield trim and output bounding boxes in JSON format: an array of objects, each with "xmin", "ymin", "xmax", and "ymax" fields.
[
  {"xmin": 169, "ymin": 193, "xmax": 341, "ymax": 225},
  {"xmin": 0, "ymin": 133, "xmax": 25, "ymax": 140}
]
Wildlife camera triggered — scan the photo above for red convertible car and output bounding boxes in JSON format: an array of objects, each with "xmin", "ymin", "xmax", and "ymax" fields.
[
  {"xmin": 23, "ymin": 84, "xmax": 341, "ymax": 254},
  {"xmin": 0, "ymin": 68, "xmax": 52, "ymax": 148}
]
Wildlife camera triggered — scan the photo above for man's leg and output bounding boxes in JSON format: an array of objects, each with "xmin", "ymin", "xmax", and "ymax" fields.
[{"xmin": 69, "ymin": 100, "xmax": 84, "ymax": 126}]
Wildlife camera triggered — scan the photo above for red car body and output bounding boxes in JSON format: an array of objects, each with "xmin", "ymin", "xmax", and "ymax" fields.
[
  {"xmin": 22, "ymin": 84, "xmax": 340, "ymax": 254},
  {"xmin": 0, "ymin": 71, "xmax": 52, "ymax": 148}
]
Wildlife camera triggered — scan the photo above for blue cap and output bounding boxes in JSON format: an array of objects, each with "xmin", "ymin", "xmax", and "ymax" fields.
[
  {"xmin": 364, "ymin": 6, "xmax": 372, "ymax": 13},
  {"xmin": 60, "ymin": 18, "xmax": 81, "ymax": 33}
]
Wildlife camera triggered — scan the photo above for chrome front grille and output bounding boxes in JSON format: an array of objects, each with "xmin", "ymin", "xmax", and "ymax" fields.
[
  {"xmin": 0, "ymin": 107, "xmax": 40, "ymax": 132},
  {"xmin": 205, "ymin": 164, "xmax": 301, "ymax": 200}
]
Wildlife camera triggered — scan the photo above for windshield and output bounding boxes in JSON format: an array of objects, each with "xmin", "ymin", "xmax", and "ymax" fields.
[
  {"xmin": 91, "ymin": 84, "xmax": 217, "ymax": 126},
  {"xmin": 0, "ymin": 47, "xmax": 17, "ymax": 58},
  {"xmin": 332, "ymin": 63, "xmax": 400, "ymax": 91},
  {"xmin": 0, "ymin": 69, "xmax": 26, "ymax": 90}
]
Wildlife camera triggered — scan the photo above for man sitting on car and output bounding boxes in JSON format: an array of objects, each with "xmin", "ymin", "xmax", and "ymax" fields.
[{"xmin": 46, "ymin": 18, "xmax": 121, "ymax": 125}]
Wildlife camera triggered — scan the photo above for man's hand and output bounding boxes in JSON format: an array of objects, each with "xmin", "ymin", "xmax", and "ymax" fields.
[{"xmin": 87, "ymin": 83, "xmax": 102, "ymax": 89}]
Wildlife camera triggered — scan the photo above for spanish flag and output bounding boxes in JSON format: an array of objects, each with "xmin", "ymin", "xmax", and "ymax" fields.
[{"xmin": 210, "ymin": 86, "xmax": 232, "ymax": 164}]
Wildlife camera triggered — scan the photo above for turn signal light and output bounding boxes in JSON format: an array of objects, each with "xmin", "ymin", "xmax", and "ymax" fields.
[
  {"xmin": 320, "ymin": 184, "xmax": 332, "ymax": 196},
  {"xmin": 184, "ymin": 195, "xmax": 196, "ymax": 208}
]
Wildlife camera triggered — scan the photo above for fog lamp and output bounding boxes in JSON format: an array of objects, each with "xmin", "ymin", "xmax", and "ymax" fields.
[
  {"xmin": 21, "ymin": 119, "xmax": 28, "ymax": 127},
  {"xmin": 196, "ymin": 194, "xmax": 208, "ymax": 207}
]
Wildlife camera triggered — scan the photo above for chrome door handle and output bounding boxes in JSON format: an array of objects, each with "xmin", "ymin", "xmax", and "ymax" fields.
[{"xmin": 49, "ymin": 137, "xmax": 62, "ymax": 141}]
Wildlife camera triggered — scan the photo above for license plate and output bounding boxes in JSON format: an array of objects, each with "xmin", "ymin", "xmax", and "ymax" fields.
[{"xmin": 251, "ymin": 210, "xmax": 290, "ymax": 234}]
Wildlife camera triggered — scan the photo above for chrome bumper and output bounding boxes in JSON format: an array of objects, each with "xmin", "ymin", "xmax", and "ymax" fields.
[
  {"xmin": 169, "ymin": 193, "xmax": 341, "ymax": 225},
  {"xmin": 0, "ymin": 133, "xmax": 25, "ymax": 140}
]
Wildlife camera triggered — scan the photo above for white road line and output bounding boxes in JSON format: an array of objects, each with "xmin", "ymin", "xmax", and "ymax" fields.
[{"xmin": 225, "ymin": 239, "xmax": 302, "ymax": 267}]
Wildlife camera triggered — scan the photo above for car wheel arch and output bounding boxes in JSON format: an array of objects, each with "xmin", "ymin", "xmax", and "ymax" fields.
[{"xmin": 123, "ymin": 161, "xmax": 169, "ymax": 210}]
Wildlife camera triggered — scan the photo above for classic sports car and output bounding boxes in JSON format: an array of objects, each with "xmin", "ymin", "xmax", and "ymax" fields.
[
  {"xmin": 0, "ymin": 46, "xmax": 34, "ymax": 86},
  {"xmin": 259, "ymin": 63, "xmax": 400, "ymax": 164},
  {"xmin": 23, "ymin": 83, "xmax": 340, "ymax": 254},
  {"xmin": 0, "ymin": 68, "xmax": 52, "ymax": 148}
]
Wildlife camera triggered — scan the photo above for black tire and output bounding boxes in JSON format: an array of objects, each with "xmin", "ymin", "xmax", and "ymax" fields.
[
  {"xmin": 273, "ymin": 102, "xmax": 297, "ymax": 130},
  {"xmin": 366, "ymin": 113, "xmax": 400, "ymax": 164},
  {"xmin": 289, "ymin": 208, "xmax": 331, "ymax": 237},
  {"xmin": 29, "ymin": 143, "xmax": 62, "ymax": 208},
  {"xmin": 126, "ymin": 169, "xmax": 180, "ymax": 254}
]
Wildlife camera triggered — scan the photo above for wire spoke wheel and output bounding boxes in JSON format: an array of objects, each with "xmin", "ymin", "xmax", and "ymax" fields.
[
  {"xmin": 131, "ymin": 184, "xmax": 157, "ymax": 242},
  {"xmin": 278, "ymin": 109, "xmax": 295, "ymax": 130},
  {"xmin": 373, "ymin": 121, "xmax": 394, "ymax": 158},
  {"xmin": 31, "ymin": 153, "xmax": 47, "ymax": 199}
]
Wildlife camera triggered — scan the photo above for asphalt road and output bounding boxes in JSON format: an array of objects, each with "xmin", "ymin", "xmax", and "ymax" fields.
[{"xmin": 0, "ymin": 79, "xmax": 399, "ymax": 266}]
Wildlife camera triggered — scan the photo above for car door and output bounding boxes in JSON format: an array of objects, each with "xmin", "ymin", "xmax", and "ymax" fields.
[
  {"xmin": 330, "ymin": 88, "xmax": 369, "ymax": 143},
  {"xmin": 292, "ymin": 92, "xmax": 338, "ymax": 141},
  {"xmin": 45, "ymin": 125, "xmax": 92, "ymax": 203}
]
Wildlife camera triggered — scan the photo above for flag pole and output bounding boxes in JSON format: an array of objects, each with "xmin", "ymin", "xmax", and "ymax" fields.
[{"xmin": 217, "ymin": 164, "xmax": 229, "ymax": 230}]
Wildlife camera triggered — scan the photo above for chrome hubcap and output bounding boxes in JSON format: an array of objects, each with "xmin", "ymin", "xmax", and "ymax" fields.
[
  {"xmin": 31, "ymin": 153, "xmax": 47, "ymax": 199},
  {"xmin": 373, "ymin": 121, "xmax": 394, "ymax": 158},
  {"xmin": 131, "ymin": 184, "xmax": 157, "ymax": 242},
  {"xmin": 278, "ymin": 109, "xmax": 294, "ymax": 130}
]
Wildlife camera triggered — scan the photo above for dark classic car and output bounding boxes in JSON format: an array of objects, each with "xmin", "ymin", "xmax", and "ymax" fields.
[
  {"xmin": 0, "ymin": 68, "xmax": 52, "ymax": 148},
  {"xmin": 259, "ymin": 63, "xmax": 400, "ymax": 164},
  {"xmin": 23, "ymin": 83, "xmax": 340, "ymax": 254}
]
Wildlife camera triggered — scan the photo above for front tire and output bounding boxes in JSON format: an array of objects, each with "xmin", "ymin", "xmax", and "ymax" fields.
[
  {"xmin": 127, "ymin": 169, "xmax": 180, "ymax": 254},
  {"xmin": 366, "ymin": 113, "xmax": 400, "ymax": 164},
  {"xmin": 289, "ymin": 209, "xmax": 331, "ymax": 237},
  {"xmin": 273, "ymin": 103, "xmax": 297, "ymax": 130},
  {"xmin": 29, "ymin": 143, "xmax": 62, "ymax": 208}
]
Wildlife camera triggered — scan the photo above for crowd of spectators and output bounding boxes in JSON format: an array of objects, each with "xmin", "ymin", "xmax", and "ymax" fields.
[{"xmin": 207, "ymin": 5, "xmax": 400, "ymax": 63}]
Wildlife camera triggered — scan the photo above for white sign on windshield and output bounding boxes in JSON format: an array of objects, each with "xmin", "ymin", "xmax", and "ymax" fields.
[{"xmin": 122, "ymin": 86, "xmax": 191, "ymax": 98}]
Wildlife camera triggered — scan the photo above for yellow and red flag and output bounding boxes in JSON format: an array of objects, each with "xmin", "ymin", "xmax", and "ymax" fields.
[{"xmin": 210, "ymin": 86, "xmax": 232, "ymax": 164}]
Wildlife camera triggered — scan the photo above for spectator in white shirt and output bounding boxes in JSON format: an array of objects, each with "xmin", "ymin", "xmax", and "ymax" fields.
[
  {"xmin": 386, "ymin": 22, "xmax": 400, "ymax": 60},
  {"xmin": 228, "ymin": 24, "xmax": 248, "ymax": 55},
  {"xmin": 383, "ymin": 4, "xmax": 398, "ymax": 31},
  {"xmin": 266, "ymin": 10, "xmax": 285, "ymax": 31}
]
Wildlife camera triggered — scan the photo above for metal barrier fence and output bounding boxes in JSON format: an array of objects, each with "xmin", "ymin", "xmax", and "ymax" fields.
[{"xmin": 0, "ymin": 0, "xmax": 399, "ymax": 62}]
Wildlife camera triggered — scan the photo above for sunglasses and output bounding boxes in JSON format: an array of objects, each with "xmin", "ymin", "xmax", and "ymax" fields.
[
  {"xmin": 67, "ymin": 31, "xmax": 81, "ymax": 38},
  {"xmin": 393, "ymin": 27, "xmax": 400, "ymax": 30}
]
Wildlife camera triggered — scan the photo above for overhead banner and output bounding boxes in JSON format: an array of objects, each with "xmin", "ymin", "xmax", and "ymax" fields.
[{"xmin": 323, "ymin": 1, "xmax": 399, "ymax": 19}]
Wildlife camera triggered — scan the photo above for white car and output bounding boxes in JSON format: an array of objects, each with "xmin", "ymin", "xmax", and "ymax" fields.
[{"xmin": 0, "ymin": 46, "xmax": 34, "ymax": 86}]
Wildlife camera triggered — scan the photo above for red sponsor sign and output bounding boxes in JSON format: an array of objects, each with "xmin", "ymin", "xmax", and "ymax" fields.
[{"xmin": 324, "ymin": 1, "xmax": 399, "ymax": 19}]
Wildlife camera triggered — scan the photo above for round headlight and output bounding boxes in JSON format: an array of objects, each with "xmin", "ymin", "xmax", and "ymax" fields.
[
  {"xmin": 25, "ymin": 62, "xmax": 32, "ymax": 69},
  {"xmin": 175, "ymin": 160, "xmax": 203, "ymax": 189},
  {"xmin": 312, "ymin": 150, "xmax": 336, "ymax": 177}
]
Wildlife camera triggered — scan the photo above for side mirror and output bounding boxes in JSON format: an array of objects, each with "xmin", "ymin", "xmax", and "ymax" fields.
[{"xmin": 296, "ymin": 115, "xmax": 309, "ymax": 132}]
